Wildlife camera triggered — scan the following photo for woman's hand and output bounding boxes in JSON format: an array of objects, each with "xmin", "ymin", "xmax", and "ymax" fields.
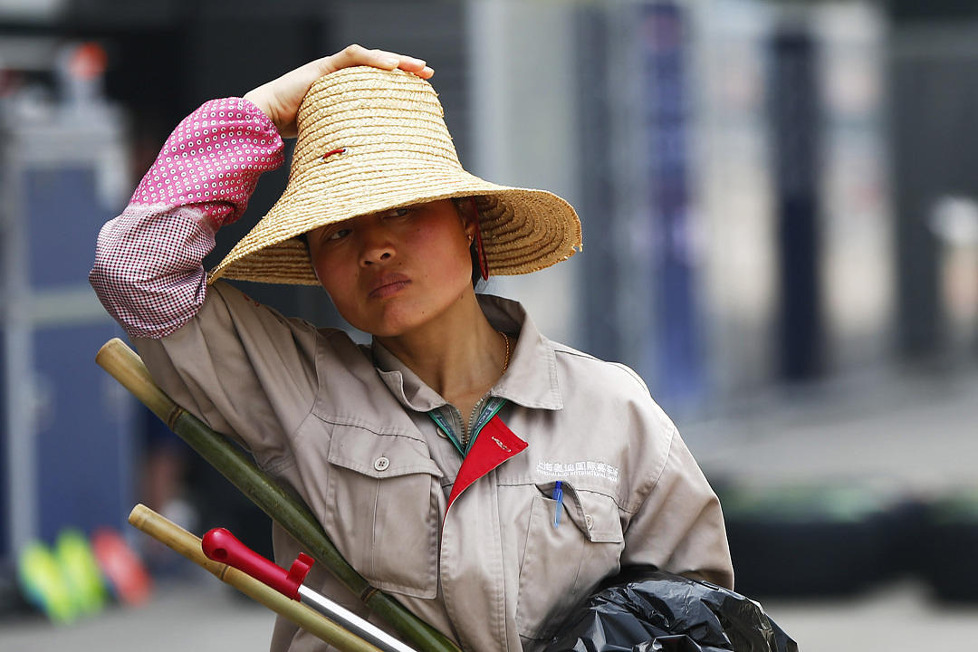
[{"xmin": 243, "ymin": 44, "xmax": 434, "ymax": 138}]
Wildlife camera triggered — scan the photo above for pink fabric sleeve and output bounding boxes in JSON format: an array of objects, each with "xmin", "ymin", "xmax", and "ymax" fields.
[{"xmin": 90, "ymin": 97, "xmax": 284, "ymax": 339}]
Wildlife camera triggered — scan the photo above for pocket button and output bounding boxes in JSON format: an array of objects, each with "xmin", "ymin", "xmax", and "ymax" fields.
[
  {"xmin": 374, "ymin": 456, "xmax": 391, "ymax": 472},
  {"xmin": 584, "ymin": 514, "xmax": 594, "ymax": 530}
]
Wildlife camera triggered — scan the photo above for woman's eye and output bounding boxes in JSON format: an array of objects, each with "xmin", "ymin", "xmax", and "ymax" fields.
[
  {"xmin": 389, "ymin": 207, "xmax": 411, "ymax": 218},
  {"xmin": 326, "ymin": 228, "xmax": 351, "ymax": 241}
]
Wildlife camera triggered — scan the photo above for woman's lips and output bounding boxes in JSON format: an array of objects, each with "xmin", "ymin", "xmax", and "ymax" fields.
[{"xmin": 368, "ymin": 273, "xmax": 411, "ymax": 299}]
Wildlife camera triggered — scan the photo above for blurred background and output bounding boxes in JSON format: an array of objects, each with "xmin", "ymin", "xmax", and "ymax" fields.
[{"xmin": 1, "ymin": 0, "xmax": 977, "ymax": 650}]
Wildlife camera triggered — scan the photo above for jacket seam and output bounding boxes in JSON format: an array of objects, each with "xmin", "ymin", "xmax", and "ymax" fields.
[
  {"xmin": 312, "ymin": 329, "xmax": 427, "ymax": 442},
  {"xmin": 628, "ymin": 424, "xmax": 678, "ymax": 517},
  {"xmin": 313, "ymin": 415, "xmax": 425, "ymax": 441},
  {"xmin": 553, "ymin": 347, "xmax": 650, "ymax": 395}
]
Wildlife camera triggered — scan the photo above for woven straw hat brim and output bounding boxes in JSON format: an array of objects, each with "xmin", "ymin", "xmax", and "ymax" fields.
[
  {"xmin": 209, "ymin": 66, "xmax": 582, "ymax": 286},
  {"xmin": 211, "ymin": 176, "xmax": 581, "ymax": 285}
]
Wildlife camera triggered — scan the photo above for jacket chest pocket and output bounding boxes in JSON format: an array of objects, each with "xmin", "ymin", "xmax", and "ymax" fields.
[
  {"xmin": 324, "ymin": 425, "xmax": 443, "ymax": 599},
  {"xmin": 516, "ymin": 482, "xmax": 625, "ymax": 641}
]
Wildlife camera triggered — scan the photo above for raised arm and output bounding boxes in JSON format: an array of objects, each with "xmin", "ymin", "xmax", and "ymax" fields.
[
  {"xmin": 89, "ymin": 96, "xmax": 284, "ymax": 339},
  {"xmin": 90, "ymin": 45, "xmax": 433, "ymax": 339}
]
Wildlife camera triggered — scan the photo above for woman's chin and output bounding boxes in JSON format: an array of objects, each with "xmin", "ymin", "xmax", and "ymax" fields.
[
  {"xmin": 348, "ymin": 312, "xmax": 419, "ymax": 339},
  {"xmin": 345, "ymin": 290, "xmax": 472, "ymax": 339}
]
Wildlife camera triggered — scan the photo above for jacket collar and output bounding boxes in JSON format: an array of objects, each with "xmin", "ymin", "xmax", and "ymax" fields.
[{"xmin": 371, "ymin": 295, "xmax": 563, "ymax": 413}]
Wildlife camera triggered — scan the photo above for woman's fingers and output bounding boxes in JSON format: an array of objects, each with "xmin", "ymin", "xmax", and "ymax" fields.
[
  {"xmin": 323, "ymin": 44, "xmax": 398, "ymax": 71},
  {"xmin": 244, "ymin": 45, "xmax": 434, "ymax": 137},
  {"xmin": 321, "ymin": 45, "xmax": 433, "ymax": 79}
]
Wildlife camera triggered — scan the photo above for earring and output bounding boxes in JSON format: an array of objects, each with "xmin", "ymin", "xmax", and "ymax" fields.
[{"xmin": 470, "ymin": 198, "xmax": 489, "ymax": 281}]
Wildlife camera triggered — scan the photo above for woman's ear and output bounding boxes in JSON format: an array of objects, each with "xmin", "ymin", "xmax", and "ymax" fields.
[{"xmin": 454, "ymin": 197, "xmax": 477, "ymax": 239}]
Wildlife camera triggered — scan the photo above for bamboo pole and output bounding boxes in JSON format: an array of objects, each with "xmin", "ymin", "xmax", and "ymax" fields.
[
  {"xmin": 128, "ymin": 504, "xmax": 383, "ymax": 652},
  {"xmin": 98, "ymin": 338, "xmax": 461, "ymax": 652}
]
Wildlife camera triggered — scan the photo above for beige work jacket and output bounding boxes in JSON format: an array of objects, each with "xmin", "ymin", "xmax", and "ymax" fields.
[{"xmin": 135, "ymin": 282, "xmax": 733, "ymax": 652}]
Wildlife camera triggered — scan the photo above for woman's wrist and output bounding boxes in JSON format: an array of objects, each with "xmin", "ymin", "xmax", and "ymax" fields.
[{"xmin": 242, "ymin": 90, "xmax": 279, "ymax": 133}]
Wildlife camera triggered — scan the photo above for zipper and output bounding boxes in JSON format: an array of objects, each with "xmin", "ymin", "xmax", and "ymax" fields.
[{"xmin": 428, "ymin": 396, "xmax": 507, "ymax": 457}]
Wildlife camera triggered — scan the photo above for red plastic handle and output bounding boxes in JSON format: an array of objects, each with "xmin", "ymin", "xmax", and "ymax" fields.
[{"xmin": 201, "ymin": 527, "xmax": 313, "ymax": 600}]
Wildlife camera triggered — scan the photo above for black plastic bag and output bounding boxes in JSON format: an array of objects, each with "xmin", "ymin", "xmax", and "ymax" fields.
[{"xmin": 543, "ymin": 567, "xmax": 798, "ymax": 652}]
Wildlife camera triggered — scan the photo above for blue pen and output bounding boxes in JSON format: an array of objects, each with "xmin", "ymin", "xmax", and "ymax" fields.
[{"xmin": 552, "ymin": 480, "xmax": 563, "ymax": 529}]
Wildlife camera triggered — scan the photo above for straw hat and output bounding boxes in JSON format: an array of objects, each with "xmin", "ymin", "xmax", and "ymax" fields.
[{"xmin": 209, "ymin": 66, "xmax": 582, "ymax": 286}]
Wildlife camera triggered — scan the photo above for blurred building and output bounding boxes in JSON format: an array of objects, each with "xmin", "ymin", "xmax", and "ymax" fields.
[{"xmin": 482, "ymin": 0, "xmax": 895, "ymax": 412}]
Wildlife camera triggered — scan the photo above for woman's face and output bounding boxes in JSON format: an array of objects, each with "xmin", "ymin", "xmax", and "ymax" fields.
[{"xmin": 307, "ymin": 199, "xmax": 476, "ymax": 337}]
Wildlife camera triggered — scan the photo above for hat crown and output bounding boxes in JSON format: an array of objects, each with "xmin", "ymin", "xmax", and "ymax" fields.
[{"xmin": 289, "ymin": 66, "xmax": 462, "ymax": 181}]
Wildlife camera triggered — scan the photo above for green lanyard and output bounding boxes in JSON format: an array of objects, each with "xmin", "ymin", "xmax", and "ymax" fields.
[{"xmin": 428, "ymin": 396, "xmax": 507, "ymax": 457}]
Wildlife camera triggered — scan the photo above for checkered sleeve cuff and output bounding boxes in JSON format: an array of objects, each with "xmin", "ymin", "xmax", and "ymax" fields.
[
  {"xmin": 91, "ymin": 205, "xmax": 217, "ymax": 339},
  {"xmin": 90, "ymin": 98, "xmax": 284, "ymax": 339}
]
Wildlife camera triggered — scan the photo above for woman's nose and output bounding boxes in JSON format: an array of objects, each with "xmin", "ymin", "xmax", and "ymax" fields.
[{"xmin": 358, "ymin": 223, "xmax": 395, "ymax": 265}]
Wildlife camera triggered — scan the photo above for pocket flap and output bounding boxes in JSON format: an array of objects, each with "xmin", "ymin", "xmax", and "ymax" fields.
[
  {"xmin": 326, "ymin": 425, "xmax": 442, "ymax": 480},
  {"xmin": 536, "ymin": 481, "xmax": 623, "ymax": 544}
]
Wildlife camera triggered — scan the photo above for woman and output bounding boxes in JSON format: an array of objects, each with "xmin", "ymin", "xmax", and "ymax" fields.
[{"xmin": 91, "ymin": 45, "xmax": 732, "ymax": 652}]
